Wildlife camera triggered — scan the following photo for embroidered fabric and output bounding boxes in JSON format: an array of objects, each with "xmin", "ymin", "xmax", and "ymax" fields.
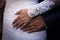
[{"xmin": 28, "ymin": 0, "xmax": 55, "ymax": 18}]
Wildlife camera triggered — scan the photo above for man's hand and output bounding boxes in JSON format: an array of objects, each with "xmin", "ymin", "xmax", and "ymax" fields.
[
  {"xmin": 13, "ymin": 9, "xmax": 31, "ymax": 29},
  {"xmin": 22, "ymin": 16, "xmax": 46, "ymax": 33}
]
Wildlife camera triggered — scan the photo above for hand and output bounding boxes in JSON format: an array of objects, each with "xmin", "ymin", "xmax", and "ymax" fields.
[
  {"xmin": 13, "ymin": 9, "xmax": 32, "ymax": 29},
  {"xmin": 22, "ymin": 16, "xmax": 46, "ymax": 33}
]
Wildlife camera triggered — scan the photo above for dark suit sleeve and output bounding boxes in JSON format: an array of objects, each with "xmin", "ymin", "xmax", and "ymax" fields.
[
  {"xmin": 42, "ymin": 6, "xmax": 60, "ymax": 40},
  {"xmin": 42, "ymin": 5, "xmax": 60, "ymax": 29}
]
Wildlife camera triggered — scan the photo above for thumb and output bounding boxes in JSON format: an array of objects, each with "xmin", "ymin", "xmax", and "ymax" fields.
[{"xmin": 15, "ymin": 10, "xmax": 22, "ymax": 15}]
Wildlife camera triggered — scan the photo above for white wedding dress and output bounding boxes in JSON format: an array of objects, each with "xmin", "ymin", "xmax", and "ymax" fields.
[{"xmin": 2, "ymin": 0, "xmax": 46, "ymax": 40}]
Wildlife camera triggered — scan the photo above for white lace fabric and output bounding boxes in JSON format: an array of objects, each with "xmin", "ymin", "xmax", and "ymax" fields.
[{"xmin": 28, "ymin": 0, "xmax": 55, "ymax": 18}]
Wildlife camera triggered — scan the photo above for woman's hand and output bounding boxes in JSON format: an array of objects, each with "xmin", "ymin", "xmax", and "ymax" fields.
[{"xmin": 13, "ymin": 9, "xmax": 32, "ymax": 29}]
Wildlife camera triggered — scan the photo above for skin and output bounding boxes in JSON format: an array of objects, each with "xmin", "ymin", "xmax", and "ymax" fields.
[
  {"xmin": 22, "ymin": 16, "xmax": 46, "ymax": 33},
  {"xmin": 13, "ymin": 9, "xmax": 46, "ymax": 33},
  {"xmin": 13, "ymin": 9, "xmax": 32, "ymax": 29}
]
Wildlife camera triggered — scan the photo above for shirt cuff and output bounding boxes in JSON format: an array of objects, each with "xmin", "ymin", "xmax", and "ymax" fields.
[{"xmin": 27, "ymin": 0, "xmax": 55, "ymax": 18}]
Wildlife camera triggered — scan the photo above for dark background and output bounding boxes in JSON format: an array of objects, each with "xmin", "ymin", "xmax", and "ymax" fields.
[{"xmin": 0, "ymin": 0, "xmax": 5, "ymax": 40}]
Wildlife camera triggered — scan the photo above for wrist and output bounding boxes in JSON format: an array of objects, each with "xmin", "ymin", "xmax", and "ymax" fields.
[{"xmin": 41, "ymin": 16, "xmax": 47, "ymax": 29}]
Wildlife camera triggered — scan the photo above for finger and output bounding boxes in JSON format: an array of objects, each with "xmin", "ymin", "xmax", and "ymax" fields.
[
  {"xmin": 27, "ymin": 29, "xmax": 37, "ymax": 33},
  {"xmin": 22, "ymin": 27, "xmax": 30, "ymax": 31},
  {"xmin": 13, "ymin": 17, "xmax": 19, "ymax": 24},
  {"xmin": 28, "ymin": 21, "xmax": 36, "ymax": 27},
  {"xmin": 27, "ymin": 26, "xmax": 43, "ymax": 33},
  {"xmin": 22, "ymin": 22, "xmax": 35, "ymax": 31},
  {"xmin": 22, "ymin": 26, "xmax": 34, "ymax": 31},
  {"xmin": 15, "ymin": 10, "xmax": 22, "ymax": 15},
  {"xmin": 16, "ymin": 22, "xmax": 24, "ymax": 29},
  {"xmin": 20, "ymin": 23, "xmax": 27, "ymax": 29},
  {"xmin": 13, "ymin": 20, "xmax": 21, "ymax": 27}
]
